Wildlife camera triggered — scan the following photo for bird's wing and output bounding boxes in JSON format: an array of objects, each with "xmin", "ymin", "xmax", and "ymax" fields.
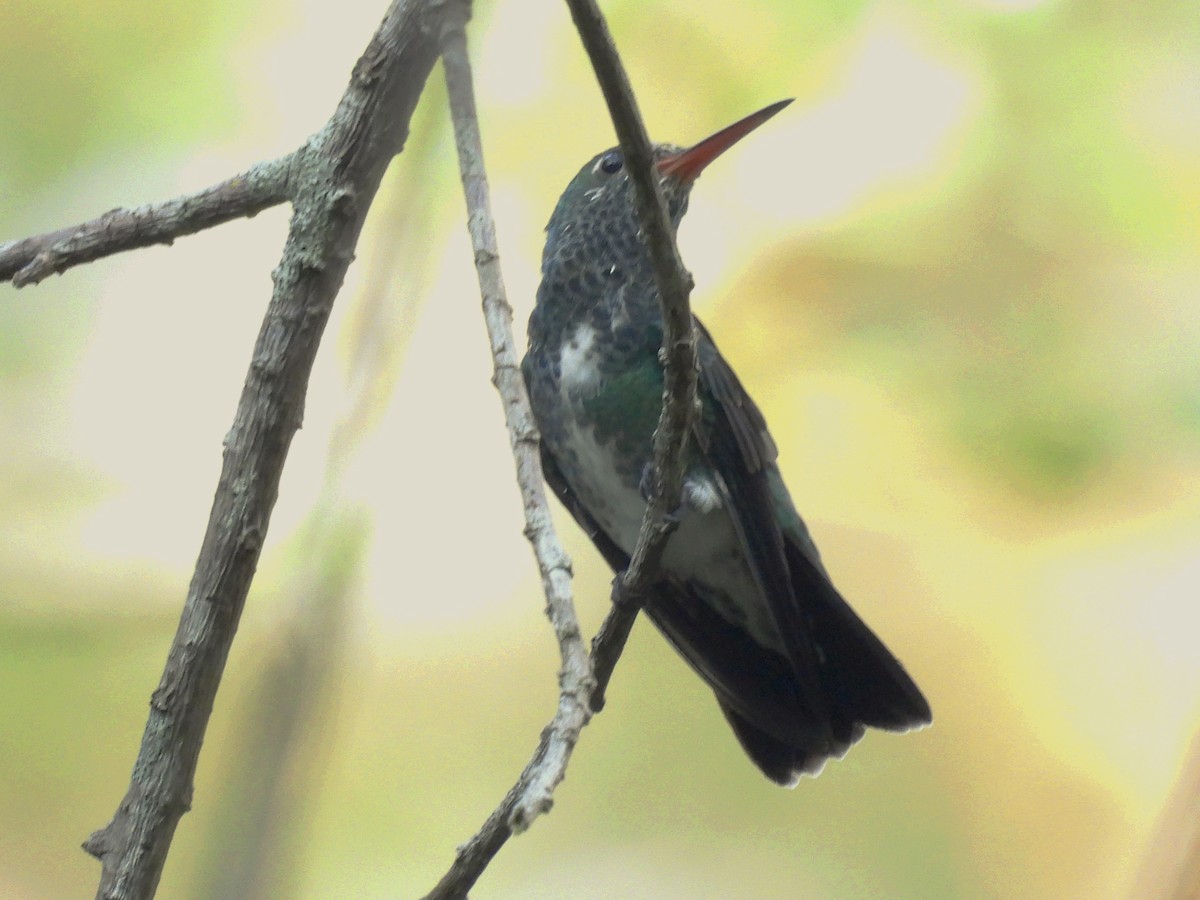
[
  {"xmin": 694, "ymin": 319, "xmax": 931, "ymax": 740},
  {"xmin": 535, "ymin": 318, "xmax": 928, "ymax": 783},
  {"xmin": 690, "ymin": 319, "xmax": 844, "ymax": 748}
]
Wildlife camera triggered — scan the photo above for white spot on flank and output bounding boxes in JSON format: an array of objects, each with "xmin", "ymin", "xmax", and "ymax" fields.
[{"xmin": 683, "ymin": 475, "xmax": 723, "ymax": 514}]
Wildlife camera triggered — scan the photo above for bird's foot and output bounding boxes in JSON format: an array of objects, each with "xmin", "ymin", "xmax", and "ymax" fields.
[
  {"xmin": 640, "ymin": 464, "xmax": 723, "ymax": 521},
  {"xmin": 639, "ymin": 463, "xmax": 688, "ymax": 524}
]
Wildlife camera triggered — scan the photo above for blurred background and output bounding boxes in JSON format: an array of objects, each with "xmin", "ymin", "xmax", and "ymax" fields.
[{"xmin": 1, "ymin": 0, "xmax": 1197, "ymax": 897}]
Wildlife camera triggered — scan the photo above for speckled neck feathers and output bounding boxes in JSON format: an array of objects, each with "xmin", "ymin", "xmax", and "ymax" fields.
[{"xmin": 529, "ymin": 144, "xmax": 691, "ymax": 354}]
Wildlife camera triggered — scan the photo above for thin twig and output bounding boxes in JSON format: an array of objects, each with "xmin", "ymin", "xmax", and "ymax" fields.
[
  {"xmin": 76, "ymin": 1, "xmax": 463, "ymax": 896},
  {"xmin": 0, "ymin": 160, "xmax": 293, "ymax": 287},
  {"xmin": 587, "ymin": 590, "xmax": 640, "ymax": 712},
  {"xmin": 440, "ymin": 9, "xmax": 589, "ymax": 832},
  {"xmin": 427, "ymin": 18, "xmax": 589, "ymax": 899},
  {"xmin": 424, "ymin": 1, "xmax": 700, "ymax": 896},
  {"xmin": 563, "ymin": 0, "xmax": 699, "ymax": 701}
]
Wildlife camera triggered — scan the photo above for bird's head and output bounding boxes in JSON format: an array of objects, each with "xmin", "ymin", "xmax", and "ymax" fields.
[{"xmin": 542, "ymin": 99, "xmax": 793, "ymax": 269}]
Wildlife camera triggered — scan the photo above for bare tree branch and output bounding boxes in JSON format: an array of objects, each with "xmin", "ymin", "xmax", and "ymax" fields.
[
  {"xmin": 190, "ymin": 98, "xmax": 449, "ymax": 897},
  {"xmin": 9, "ymin": 0, "xmax": 694, "ymax": 895},
  {"xmin": 587, "ymin": 585, "xmax": 641, "ymax": 712},
  {"xmin": 426, "ymin": 19, "xmax": 588, "ymax": 900},
  {"xmin": 0, "ymin": 161, "xmax": 293, "ymax": 287},
  {"xmin": 195, "ymin": 508, "xmax": 367, "ymax": 900},
  {"xmin": 424, "ymin": 1, "xmax": 700, "ymax": 896},
  {"xmin": 440, "ymin": 9, "xmax": 590, "ymax": 832},
  {"xmin": 72, "ymin": 1, "xmax": 464, "ymax": 897},
  {"xmin": 562, "ymin": 0, "xmax": 699, "ymax": 707}
]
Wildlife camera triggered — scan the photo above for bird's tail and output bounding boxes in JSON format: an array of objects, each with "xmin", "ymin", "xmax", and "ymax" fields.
[
  {"xmin": 724, "ymin": 538, "xmax": 931, "ymax": 786},
  {"xmin": 785, "ymin": 535, "xmax": 932, "ymax": 735}
]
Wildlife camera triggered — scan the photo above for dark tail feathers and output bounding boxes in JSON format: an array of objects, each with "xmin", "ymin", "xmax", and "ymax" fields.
[{"xmin": 726, "ymin": 539, "xmax": 931, "ymax": 785}]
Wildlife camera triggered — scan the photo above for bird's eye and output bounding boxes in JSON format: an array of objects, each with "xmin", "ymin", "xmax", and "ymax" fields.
[{"xmin": 597, "ymin": 151, "xmax": 623, "ymax": 175}]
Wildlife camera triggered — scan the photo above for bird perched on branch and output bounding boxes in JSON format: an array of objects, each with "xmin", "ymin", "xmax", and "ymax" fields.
[{"xmin": 522, "ymin": 100, "xmax": 931, "ymax": 785}]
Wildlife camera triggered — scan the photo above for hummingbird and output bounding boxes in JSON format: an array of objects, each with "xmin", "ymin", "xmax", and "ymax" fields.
[{"xmin": 522, "ymin": 100, "xmax": 931, "ymax": 785}]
